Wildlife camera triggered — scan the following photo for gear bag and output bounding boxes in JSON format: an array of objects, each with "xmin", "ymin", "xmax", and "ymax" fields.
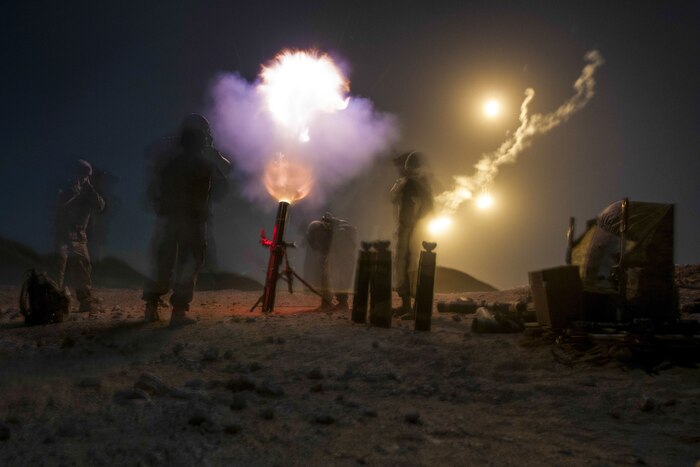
[{"xmin": 19, "ymin": 269, "xmax": 71, "ymax": 325}]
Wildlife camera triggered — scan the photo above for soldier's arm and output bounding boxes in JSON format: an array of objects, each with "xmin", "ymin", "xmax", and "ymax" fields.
[
  {"xmin": 57, "ymin": 184, "xmax": 82, "ymax": 207},
  {"xmin": 207, "ymin": 148, "xmax": 232, "ymax": 176},
  {"xmin": 83, "ymin": 179, "xmax": 106, "ymax": 212},
  {"xmin": 209, "ymin": 164, "xmax": 230, "ymax": 203}
]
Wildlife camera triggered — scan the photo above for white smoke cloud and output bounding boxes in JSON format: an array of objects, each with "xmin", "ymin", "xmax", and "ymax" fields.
[
  {"xmin": 207, "ymin": 67, "xmax": 399, "ymax": 206},
  {"xmin": 436, "ymin": 50, "xmax": 605, "ymax": 215}
]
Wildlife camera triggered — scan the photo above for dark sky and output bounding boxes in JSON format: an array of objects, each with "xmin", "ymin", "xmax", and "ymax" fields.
[{"xmin": 2, "ymin": 0, "xmax": 699, "ymax": 288}]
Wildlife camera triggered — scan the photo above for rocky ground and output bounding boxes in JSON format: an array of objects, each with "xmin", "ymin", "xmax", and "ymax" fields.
[{"xmin": 0, "ymin": 282, "xmax": 699, "ymax": 466}]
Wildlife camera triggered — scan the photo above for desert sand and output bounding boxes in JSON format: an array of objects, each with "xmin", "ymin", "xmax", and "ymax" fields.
[{"xmin": 0, "ymin": 283, "xmax": 699, "ymax": 466}]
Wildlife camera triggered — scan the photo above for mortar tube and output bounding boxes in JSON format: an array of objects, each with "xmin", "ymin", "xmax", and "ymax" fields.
[{"xmin": 262, "ymin": 201, "xmax": 290, "ymax": 313}]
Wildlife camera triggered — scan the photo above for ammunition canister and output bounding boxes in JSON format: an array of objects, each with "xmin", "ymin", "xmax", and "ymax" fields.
[
  {"xmin": 369, "ymin": 241, "xmax": 392, "ymax": 328},
  {"xmin": 414, "ymin": 241, "xmax": 436, "ymax": 331},
  {"xmin": 436, "ymin": 300, "xmax": 479, "ymax": 314},
  {"xmin": 351, "ymin": 242, "xmax": 373, "ymax": 323}
]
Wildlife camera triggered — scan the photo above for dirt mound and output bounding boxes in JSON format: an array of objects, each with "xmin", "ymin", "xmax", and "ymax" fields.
[
  {"xmin": 0, "ymin": 237, "xmax": 262, "ymax": 291},
  {"xmin": 434, "ymin": 266, "xmax": 497, "ymax": 293}
]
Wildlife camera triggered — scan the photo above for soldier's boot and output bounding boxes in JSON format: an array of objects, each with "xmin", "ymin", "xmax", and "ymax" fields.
[
  {"xmin": 144, "ymin": 302, "xmax": 162, "ymax": 323},
  {"xmin": 169, "ymin": 308, "xmax": 196, "ymax": 328},
  {"xmin": 393, "ymin": 294, "xmax": 413, "ymax": 318},
  {"xmin": 314, "ymin": 298, "xmax": 334, "ymax": 313},
  {"xmin": 333, "ymin": 294, "xmax": 349, "ymax": 311}
]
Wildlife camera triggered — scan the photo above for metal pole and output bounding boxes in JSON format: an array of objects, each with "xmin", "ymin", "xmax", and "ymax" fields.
[
  {"xmin": 617, "ymin": 197, "xmax": 629, "ymax": 322},
  {"xmin": 565, "ymin": 217, "xmax": 575, "ymax": 265}
]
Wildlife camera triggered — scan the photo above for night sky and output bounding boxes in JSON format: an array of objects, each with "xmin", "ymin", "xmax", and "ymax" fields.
[{"xmin": 2, "ymin": 0, "xmax": 699, "ymax": 289}]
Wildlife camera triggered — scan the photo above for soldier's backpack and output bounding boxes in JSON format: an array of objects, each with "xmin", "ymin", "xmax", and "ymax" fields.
[{"xmin": 19, "ymin": 269, "xmax": 71, "ymax": 325}]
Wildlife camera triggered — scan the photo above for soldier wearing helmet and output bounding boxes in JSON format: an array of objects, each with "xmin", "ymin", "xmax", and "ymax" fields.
[
  {"xmin": 390, "ymin": 151, "xmax": 433, "ymax": 316},
  {"xmin": 142, "ymin": 114, "xmax": 231, "ymax": 327},
  {"xmin": 53, "ymin": 159, "xmax": 106, "ymax": 313},
  {"xmin": 305, "ymin": 212, "xmax": 357, "ymax": 311}
]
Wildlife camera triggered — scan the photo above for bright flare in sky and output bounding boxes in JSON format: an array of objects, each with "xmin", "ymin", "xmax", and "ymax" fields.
[
  {"xmin": 484, "ymin": 99, "xmax": 501, "ymax": 118},
  {"xmin": 258, "ymin": 49, "xmax": 349, "ymax": 142},
  {"xmin": 427, "ymin": 216, "xmax": 453, "ymax": 236},
  {"xmin": 476, "ymin": 192, "xmax": 494, "ymax": 210}
]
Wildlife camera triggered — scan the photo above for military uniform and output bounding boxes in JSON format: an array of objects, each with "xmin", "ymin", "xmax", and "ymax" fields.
[
  {"xmin": 305, "ymin": 214, "xmax": 357, "ymax": 310},
  {"xmin": 390, "ymin": 152, "xmax": 433, "ymax": 313},
  {"xmin": 53, "ymin": 162, "xmax": 105, "ymax": 311},
  {"xmin": 142, "ymin": 115, "xmax": 230, "ymax": 325}
]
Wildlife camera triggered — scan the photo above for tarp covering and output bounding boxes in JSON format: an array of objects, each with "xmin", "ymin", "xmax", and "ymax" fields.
[{"xmin": 571, "ymin": 200, "xmax": 677, "ymax": 321}]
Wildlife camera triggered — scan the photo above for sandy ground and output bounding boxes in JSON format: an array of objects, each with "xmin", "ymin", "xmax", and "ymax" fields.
[{"xmin": 0, "ymin": 285, "xmax": 699, "ymax": 467}]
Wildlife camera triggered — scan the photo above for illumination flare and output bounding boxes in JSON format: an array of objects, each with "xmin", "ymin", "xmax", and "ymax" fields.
[{"xmin": 434, "ymin": 50, "xmax": 605, "ymax": 219}]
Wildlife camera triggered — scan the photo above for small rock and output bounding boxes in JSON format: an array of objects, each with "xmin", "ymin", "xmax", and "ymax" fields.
[
  {"xmin": 310, "ymin": 383, "xmax": 324, "ymax": 393},
  {"xmin": 6, "ymin": 416, "xmax": 21, "ymax": 426},
  {"xmin": 306, "ymin": 367, "xmax": 324, "ymax": 380},
  {"xmin": 639, "ymin": 396, "xmax": 656, "ymax": 412},
  {"xmin": 249, "ymin": 361, "xmax": 262, "ymax": 372},
  {"xmin": 172, "ymin": 343, "xmax": 185, "ymax": 355},
  {"xmin": 230, "ymin": 394, "xmax": 248, "ymax": 411},
  {"xmin": 245, "ymin": 317, "xmax": 256, "ymax": 323},
  {"xmin": 362, "ymin": 409, "xmax": 378, "ymax": 418},
  {"xmin": 372, "ymin": 341, "xmax": 379, "ymax": 349},
  {"xmin": 77, "ymin": 377, "xmax": 102, "ymax": 389},
  {"xmin": 184, "ymin": 379, "xmax": 206, "ymax": 390},
  {"xmin": 112, "ymin": 305, "xmax": 122, "ymax": 312},
  {"xmin": 226, "ymin": 375, "xmax": 257, "ymax": 392},
  {"xmin": 113, "ymin": 388, "xmax": 151, "ymax": 405},
  {"xmin": 259, "ymin": 407, "xmax": 275, "ymax": 420},
  {"xmin": 134, "ymin": 372, "xmax": 170, "ymax": 396},
  {"xmin": 223, "ymin": 350, "xmax": 233, "ymax": 359},
  {"xmin": 188, "ymin": 414, "xmax": 212, "ymax": 426},
  {"xmin": 205, "ymin": 380, "xmax": 222, "ymax": 390},
  {"xmin": 452, "ymin": 314, "xmax": 462, "ymax": 322},
  {"xmin": 202, "ymin": 347, "xmax": 220, "ymax": 362},
  {"xmin": 265, "ymin": 336, "xmax": 275, "ymax": 344},
  {"xmin": 224, "ymin": 423, "xmax": 241, "ymax": 434},
  {"xmin": 257, "ymin": 380, "xmax": 285, "ymax": 397},
  {"xmin": 314, "ymin": 414, "xmax": 335, "ymax": 425},
  {"xmin": 404, "ymin": 412, "xmax": 422, "ymax": 425},
  {"xmin": 61, "ymin": 336, "xmax": 75, "ymax": 349},
  {"xmin": 608, "ymin": 345, "xmax": 634, "ymax": 361},
  {"xmin": 275, "ymin": 337, "xmax": 286, "ymax": 344},
  {"xmin": 0, "ymin": 423, "xmax": 10, "ymax": 441}
]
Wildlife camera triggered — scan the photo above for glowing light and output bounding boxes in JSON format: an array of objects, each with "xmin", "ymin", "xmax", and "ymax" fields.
[
  {"xmin": 263, "ymin": 153, "xmax": 313, "ymax": 203},
  {"xmin": 428, "ymin": 216, "xmax": 453, "ymax": 235},
  {"xmin": 484, "ymin": 99, "xmax": 501, "ymax": 118},
  {"xmin": 258, "ymin": 49, "xmax": 349, "ymax": 142},
  {"xmin": 476, "ymin": 192, "xmax": 494, "ymax": 210}
]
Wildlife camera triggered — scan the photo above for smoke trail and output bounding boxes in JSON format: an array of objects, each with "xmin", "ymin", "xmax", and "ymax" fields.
[
  {"xmin": 436, "ymin": 50, "xmax": 605, "ymax": 215},
  {"xmin": 207, "ymin": 54, "xmax": 399, "ymax": 206}
]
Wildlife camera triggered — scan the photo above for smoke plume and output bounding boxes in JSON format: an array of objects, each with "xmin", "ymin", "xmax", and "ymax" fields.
[
  {"xmin": 207, "ymin": 56, "xmax": 399, "ymax": 206},
  {"xmin": 436, "ymin": 50, "xmax": 605, "ymax": 215}
]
